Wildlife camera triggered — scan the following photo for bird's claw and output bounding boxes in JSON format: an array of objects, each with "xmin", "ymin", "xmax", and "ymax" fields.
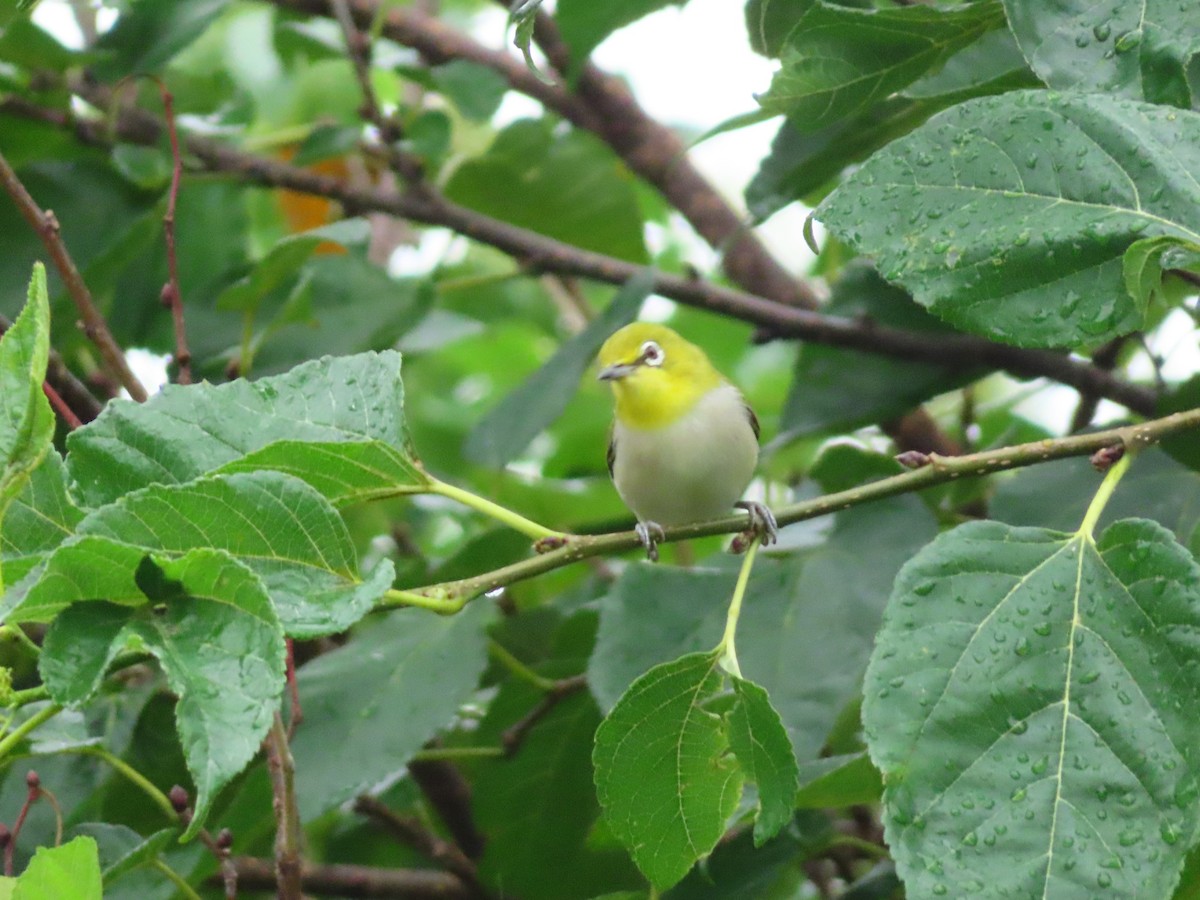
[
  {"xmin": 635, "ymin": 521, "xmax": 666, "ymax": 562},
  {"xmin": 735, "ymin": 501, "xmax": 778, "ymax": 547}
]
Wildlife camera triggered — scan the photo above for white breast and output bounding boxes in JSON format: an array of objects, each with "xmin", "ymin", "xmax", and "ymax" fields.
[{"xmin": 611, "ymin": 383, "xmax": 759, "ymax": 526}]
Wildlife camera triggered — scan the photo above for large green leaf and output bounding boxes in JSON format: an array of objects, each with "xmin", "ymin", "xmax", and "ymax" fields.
[
  {"xmin": 593, "ymin": 652, "xmax": 743, "ymax": 891},
  {"xmin": 67, "ymin": 351, "xmax": 422, "ymax": 507},
  {"xmin": 0, "ymin": 263, "xmax": 53, "ymax": 527},
  {"xmin": 445, "ymin": 122, "xmax": 647, "ymax": 264},
  {"xmin": 464, "ymin": 269, "xmax": 653, "ymax": 466},
  {"xmin": 864, "ymin": 519, "xmax": 1200, "ymax": 898},
  {"xmin": 817, "ymin": 91, "xmax": 1200, "ymax": 348},
  {"xmin": 40, "ymin": 550, "xmax": 284, "ymax": 839},
  {"xmin": 555, "ymin": 0, "xmax": 687, "ymax": 69},
  {"xmin": 290, "ymin": 603, "xmax": 493, "ymax": 820},
  {"xmin": 75, "ymin": 471, "xmax": 391, "ymax": 637},
  {"xmin": 745, "ymin": 0, "xmax": 815, "ymax": 58},
  {"xmin": 756, "ymin": 1, "xmax": 1006, "ymax": 129},
  {"xmin": 12, "ymin": 836, "xmax": 101, "ymax": 900},
  {"xmin": 1004, "ymin": 0, "xmax": 1200, "ymax": 106}
]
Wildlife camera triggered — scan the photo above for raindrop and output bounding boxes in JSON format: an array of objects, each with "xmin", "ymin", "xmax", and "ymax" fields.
[
  {"xmin": 1114, "ymin": 30, "xmax": 1142, "ymax": 52},
  {"xmin": 1098, "ymin": 872, "xmax": 1113, "ymax": 888},
  {"xmin": 1093, "ymin": 23, "xmax": 1112, "ymax": 41},
  {"xmin": 1015, "ymin": 637, "xmax": 1032, "ymax": 657}
]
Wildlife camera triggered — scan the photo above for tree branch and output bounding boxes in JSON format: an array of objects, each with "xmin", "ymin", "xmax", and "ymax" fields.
[
  {"xmin": 223, "ymin": 856, "xmax": 473, "ymax": 899},
  {"xmin": 380, "ymin": 407, "xmax": 1200, "ymax": 608},
  {"xmin": 0, "ymin": 148, "xmax": 148, "ymax": 402},
  {"xmin": 156, "ymin": 81, "xmax": 193, "ymax": 385},
  {"xmin": 264, "ymin": 713, "xmax": 304, "ymax": 899},
  {"xmin": 406, "ymin": 758, "xmax": 486, "ymax": 861}
]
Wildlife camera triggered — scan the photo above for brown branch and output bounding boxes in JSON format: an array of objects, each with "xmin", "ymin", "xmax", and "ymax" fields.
[
  {"xmin": 224, "ymin": 856, "xmax": 473, "ymax": 899},
  {"xmin": 155, "ymin": 81, "xmax": 193, "ymax": 385},
  {"xmin": 272, "ymin": 0, "xmax": 815, "ymax": 310},
  {"xmin": 1070, "ymin": 337, "xmax": 1127, "ymax": 432},
  {"xmin": 264, "ymin": 713, "xmax": 304, "ymax": 899},
  {"xmin": 500, "ymin": 674, "xmax": 587, "ymax": 756},
  {"xmin": 406, "ymin": 758, "xmax": 486, "ymax": 861},
  {"xmin": 42, "ymin": 383, "xmax": 82, "ymax": 430},
  {"xmin": 353, "ymin": 796, "xmax": 493, "ymax": 898},
  {"xmin": 2, "ymin": 93, "xmax": 1157, "ymax": 415},
  {"xmin": 0, "ymin": 149, "xmax": 148, "ymax": 402}
]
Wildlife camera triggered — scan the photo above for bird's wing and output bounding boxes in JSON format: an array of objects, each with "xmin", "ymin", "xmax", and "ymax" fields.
[
  {"xmin": 745, "ymin": 403, "xmax": 761, "ymax": 442},
  {"xmin": 606, "ymin": 428, "xmax": 617, "ymax": 478}
]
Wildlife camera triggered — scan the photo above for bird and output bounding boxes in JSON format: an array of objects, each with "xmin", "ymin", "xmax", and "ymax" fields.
[{"xmin": 597, "ymin": 322, "xmax": 777, "ymax": 561}]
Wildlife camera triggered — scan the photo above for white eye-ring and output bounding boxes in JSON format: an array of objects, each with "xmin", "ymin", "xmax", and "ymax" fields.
[{"xmin": 640, "ymin": 340, "xmax": 664, "ymax": 367}]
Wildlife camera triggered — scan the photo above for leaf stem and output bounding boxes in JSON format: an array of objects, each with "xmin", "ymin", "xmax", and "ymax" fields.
[
  {"xmin": 428, "ymin": 477, "xmax": 565, "ymax": 542},
  {"xmin": 408, "ymin": 746, "xmax": 505, "ymax": 763},
  {"xmin": 67, "ymin": 745, "xmax": 178, "ymax": 822},
  {"xmin": 0, "ymin": 703, "xmax": 62, "ymax": 762},
  {"xmin": 716, "ymin": 538, "xmax": 760, "ymax": 678},
  {"xmin": 381, "ymin": 588, "xmax": 467, "ymax": 614},
  {"xmin": 0, "ymin": 624, "xmax": 41, "ymax": 658},
  {"xmin": 10, "ymin": 686, "xmax": 51, "ymax": 707},
  {"xmin": 488, "ymin": 641, "xmax": 556, "ymax": 692},
  {"xmin": 1079, "ymin": 452, "xmax": 1133, "ymax": 539},
  {"xmin": 152, "ymin": 858, "xmax": 204, "ymax": 900}
]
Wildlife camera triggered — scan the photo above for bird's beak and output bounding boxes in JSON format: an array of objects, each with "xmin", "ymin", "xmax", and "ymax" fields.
[{"xmin": 598, "ymin": 362, "xmax": 640, "ymax": 381}]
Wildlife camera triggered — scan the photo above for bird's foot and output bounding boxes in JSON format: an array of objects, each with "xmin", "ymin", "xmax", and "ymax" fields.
[
  {"xmin": 735, "ymin": 501, "xmax": 778, "ymax": 548},
  {"xmin": 635, "ymin": 520, "xmax": 667, "ymax": 562}
]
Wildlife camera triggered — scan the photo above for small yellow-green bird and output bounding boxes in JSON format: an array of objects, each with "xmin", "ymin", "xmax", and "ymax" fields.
[{"xmin": 597, "ymin": 322, "xmax": 777, "ymax": 560}]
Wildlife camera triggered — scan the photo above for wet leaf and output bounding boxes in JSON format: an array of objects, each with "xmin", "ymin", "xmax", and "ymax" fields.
[
  {"xmin": 0, "ymin": 452, "xmax": 82, "ymax": 586},
  {"xmin": 728, "ymin": 677, "xmax": 799, "ymax": 845},
  {"xmin": 817, "ymin": 91, "xmax": 1200, "ymax": 348},
  {"xmin": 864, "ymin": 519, "xmax": 1200, "ymax": 898}
]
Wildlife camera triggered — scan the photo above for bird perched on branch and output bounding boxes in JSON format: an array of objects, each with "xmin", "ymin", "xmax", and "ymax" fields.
[{"xmin": 597, "ymin": 322, "xmax": 777, "ymax": 560}]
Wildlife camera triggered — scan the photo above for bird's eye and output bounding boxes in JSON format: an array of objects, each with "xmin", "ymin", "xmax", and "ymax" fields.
[{"xmin": 640, "ymin": 341, "xmax": 664, "ymax": 367}]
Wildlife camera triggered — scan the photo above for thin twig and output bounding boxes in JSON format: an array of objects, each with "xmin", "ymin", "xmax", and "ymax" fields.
[
  {"xmin": 329, "ymin": 0, "xmax": 424, "ymax": 182},
  {"xmin": 500, "ymin": 674, "xmax": 587, "ymax": 756},
  {"xmin": 0, "ymin": 149, "xmax": 148, "ymax": 402},
  {"xmin": 264, "ymin": 713, "xmax": 304, "ymax": 899},
  {"xmin": 42, "ymin": 383, "xmax": 82, "ymax": 430},
  {"xmin": 155, "ymin": 80, "xmax": 193, "ymax": 385},
  {"xmin": 222, "ymin": 856, "xmax": 473, "ymax": 898},
  {"xmin": 379, "ymin": 407, "xmax": 1200, "ymax": 608},
  {"xmin": 354, "ymin": 795, "xmax": 493, "ymax": 898},
  {"xmin": 407, "ymin": 757, "xmax": 486, "ymax": 860}
]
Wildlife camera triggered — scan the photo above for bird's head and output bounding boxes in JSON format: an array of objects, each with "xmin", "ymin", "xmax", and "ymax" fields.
[{"xmin": 597, "ymin": 323, "xmax": 722, "ymax": 428}]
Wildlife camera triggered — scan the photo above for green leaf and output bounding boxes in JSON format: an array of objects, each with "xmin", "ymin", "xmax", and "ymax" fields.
[
  {"xmin": 594, "ymin": 652, "xmax": 743, "ymax": 890},
  {"xmin": 216, "ymin": 219, "xmax": 371, "ymax": 313},
  {"xmin": 445, "ymin": 122, "xmax": 647, "ymax": 264},
  {"xmin": 75, "ymin": 471, "xmax": 392, "ymax": 637},
  {"xmin": 1, "ymin": 452, "xmax": 83, "ymax": 586},
  {"xmin": 67, "ymin": 350, "xmax": 418, "ymax": 507},
  {"xmin": 465, "ymin": 269, "xmax": 654, "ymax": 466},
  {"xmin": 756, "ymin": 1, "xmax": 1006, "ymax": 129},
  {"xmin": 728, "ymin": 677, "xmax": 799, "ymax": 846},
  {"xmin": 69, "ymin": 824, "xmax": 174, "ymax": 885},
  {"xmin": 902, "ymin": 27, "xmax": 1036, "ymax": 100},
  {"xmin": 12, "ymin": 836, "xmax": 101, "ymax": 900},
  {"xmin": 41, "ymin": 602, "xmax": 135, "ymax": 704},
  {"xmin": 431, "ymin": 61, "xmax": 509, "ymax": 122},
  {"xmin": 126, "ymin": 551, "xmax": 285, "ymax": 838},
  {"xmin": 216, "ymin": 439, "xmax": 429, "ymax": 507},
  {"xmin": 290, "ymin": 603, "xmax": 494, "ymax": 820},
  {"xmin": 93, "ymin": 0, "xmax": 230, "ymax": 79},
  {"xmin": 1123, "ymin": 235, "xmax": 1200, "ymax": 318},
  {"xmin": 816, "ymin": 91, "xmax": 1200, "ymax": 349},
  {"xmin": 745, "ymin": 0, "xmax": 815, "ymax": 58},
  {"xmin": 1004, "ymin": 0, "xmax": 1200, "ymax": 106},
  {"xmin": 779, "ymin": 264, "xmax": 975, "ymax": 438},
  {"xmin": 864, "ymin": 519, "xmax": 1200, "ymax": 898},
  {"xmin": 555, "ymin": 0, "xmax": 687, "ymax": 70},
  {"xmin": 0, "ymin": 263, "xmax": 53, "ymax": 528},
  {"xmin": 793, "ymin": 752, "xmax": 883, "ymax": 808}
]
